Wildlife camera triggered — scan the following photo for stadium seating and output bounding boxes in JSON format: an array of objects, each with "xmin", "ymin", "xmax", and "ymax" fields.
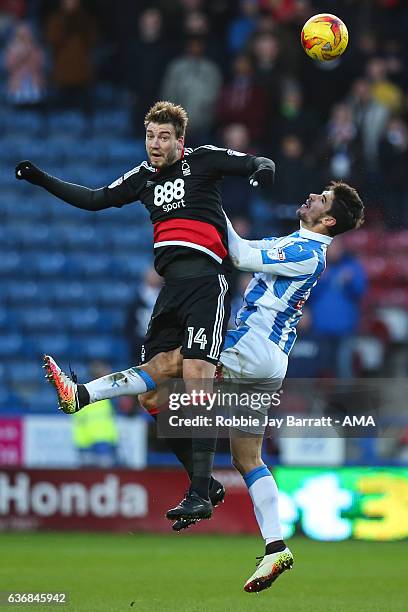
[
  {"xmin": 345, "ymin": 228, "xmax": 408, "ymax": 345},
  {"xmin": 1, "ymin": 105, "xmax": 151, "ymax": 410}
]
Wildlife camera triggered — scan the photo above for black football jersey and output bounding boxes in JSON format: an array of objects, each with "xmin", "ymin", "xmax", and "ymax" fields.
[{"xmin": 103, "ymin": 145, "xmax": 256, "ymax": 274}]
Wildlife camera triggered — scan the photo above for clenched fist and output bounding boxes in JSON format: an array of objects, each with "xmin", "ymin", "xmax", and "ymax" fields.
[
  {"xmin": 249, "ymin": 160, "xmax": 275, "ymax": 189},
  {"xmin": 15, "ymin": 160, "xmax": 45, "ymax": 185}
]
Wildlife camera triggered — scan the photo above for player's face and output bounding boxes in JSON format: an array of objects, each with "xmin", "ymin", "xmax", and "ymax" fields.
[
  {"xmin": 145, "ymin": 122, "xmax": 184, "ymax": 168},
  {"xmin": 296, "ymin": 190, "xmax": 335, "ymax": 231}
]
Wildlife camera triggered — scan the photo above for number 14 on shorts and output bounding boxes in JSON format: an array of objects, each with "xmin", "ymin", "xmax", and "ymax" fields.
[{"xmin": 187, "ymin": 327, "xmax": 207, "ymax": 349}]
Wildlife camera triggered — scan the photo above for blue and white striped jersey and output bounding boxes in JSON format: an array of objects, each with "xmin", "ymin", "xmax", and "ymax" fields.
[{"xmin": 226, "ymin": 225, "xmax": 332, "ymax": 356}]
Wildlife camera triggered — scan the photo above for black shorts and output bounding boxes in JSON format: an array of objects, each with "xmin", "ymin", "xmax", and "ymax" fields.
[{"xmin": 141, "ymin": 274, "xmax": 231, "ymax": 365}]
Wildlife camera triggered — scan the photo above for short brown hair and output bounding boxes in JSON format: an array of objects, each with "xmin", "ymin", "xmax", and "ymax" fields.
[
  {"xmin": 144, "ymin": 101, "xmax": 188, "ymax": 138},
  {"xmin": 327, "ymin": 181, "xmax": 364, "ymax": 236}
]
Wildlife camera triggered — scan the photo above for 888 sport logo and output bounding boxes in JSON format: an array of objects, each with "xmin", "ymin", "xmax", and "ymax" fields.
[{"xmin": 154, "ymin": 179, "xmax": 186, "ymax": 212}]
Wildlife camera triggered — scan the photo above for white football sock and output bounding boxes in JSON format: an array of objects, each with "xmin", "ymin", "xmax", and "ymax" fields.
[
  {"xmin": 244, "ymin": 464, "xmax": 283, "ymax": 544},
  {"xmin": 85, "ymin": 366, "xmax": 156, "ymax": 403}
]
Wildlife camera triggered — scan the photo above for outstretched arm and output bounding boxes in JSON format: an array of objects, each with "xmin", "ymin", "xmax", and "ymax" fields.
[
  {"xmin": 226, "ymin": 215, "xmax": 318, "ymax": 277},
  {"xmin": 15, "ymin": 160, "xmax": 142, "ymax": 211},
  {"xmin": 15, "ymin": 160, "xmax": 110, "ymax": 211}
]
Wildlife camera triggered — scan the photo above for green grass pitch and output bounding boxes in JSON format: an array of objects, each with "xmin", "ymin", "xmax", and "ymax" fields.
[{"xmin": 1, "ymin": 532, "xmax": 406, "ymax": 612}]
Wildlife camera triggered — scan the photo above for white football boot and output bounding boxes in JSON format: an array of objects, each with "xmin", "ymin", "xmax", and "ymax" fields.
[{"xmin": 244, "ymin": 547, "xmax": 294, "ymax": 593}]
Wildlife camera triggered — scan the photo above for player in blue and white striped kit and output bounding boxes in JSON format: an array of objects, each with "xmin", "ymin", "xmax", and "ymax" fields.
[
  {"xmin": 219, "ymin": 181, "xmax": 364, "ymax": 592},
  {"xmin": 220, "ymin": 223, "xmax": 329, "ymax": 383}
]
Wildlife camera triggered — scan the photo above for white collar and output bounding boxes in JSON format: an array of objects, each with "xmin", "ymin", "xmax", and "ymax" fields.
[{"xmin": 299, "ymin": 226, "xmax": 333, "ymax": 245}]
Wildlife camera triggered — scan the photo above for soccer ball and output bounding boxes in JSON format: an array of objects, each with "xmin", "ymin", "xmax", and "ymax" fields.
[{"xmin": 301, "ymin": 13, "xmax": 348, "ymax": 61}]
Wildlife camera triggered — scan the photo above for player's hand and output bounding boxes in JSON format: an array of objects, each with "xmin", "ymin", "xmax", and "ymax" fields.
[
  {"xmin": 249, "ymin": 163, "xmax": 275, "ymax": 189},
  {"xmin": 15, "ymin": 160, "xmax": 45, "ymax": 185}
]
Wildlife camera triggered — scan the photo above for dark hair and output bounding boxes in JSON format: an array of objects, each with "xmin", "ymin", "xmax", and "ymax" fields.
[
  {"xmin": 144, "ymin": 101, "xmax": 188, "ymax": 138},
  {"xmin": 326, "ymin": 181, "xmax": 364, "ymax": 236}
]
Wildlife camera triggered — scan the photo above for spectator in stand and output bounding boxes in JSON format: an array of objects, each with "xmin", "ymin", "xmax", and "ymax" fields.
[
  {"xmin": 124, "ymin": 267, "xmax": 162, "ymax": 365},
  {"xmin": 45, "ymin": 0, "xmax": 98, "ymax": 113},
  {"xmin": 216, "ymin": 54, "xmax": 267, "ymax": 144},
  {"xmin": 366, "ymin": 56, "xmax": 404, "ymax": 115},
  {"xmin": 249, "ymin": 31, "xmax": 283, "ymax": 127},
  {"xmin": 348, "ymin": 77, "xmax": 389, "ymax": 176},
  {"xmin": 183, "ymin": 6, "xmax": 208, "ymax": 37},
  {"xmin": 157, "ymin": 0, "xmax": 210, "ymax": 51},
  {"xmin": 227, "ymin": 0, "xmax": 259, "ymax": 55},
  {"xmin": 346, "ymin": 30, "xmax": 378, "ymax": 81},
  {"xmin": 273, "ymin": 134, "xmax": 314, "ymax": 206},
  {"xmin": 309, "ymin": 236, "xmax": 368, "ymax": 379},
  {"xmin": 317, "ymin": 102, "xmax": 361, "ymax": 186},
  {"xmin": 161, "ymin": 34, "xmax": 222, "ymax": 144},
  {"xmin": 4, "ymin": 21, "xmax": 46, "ymax": 107},
  {"xmin": 72, "ymin": 360, "xmax": 119, "ymax": 468},
  {"xmin": 379, "ymin": 117, "xmax": 408, "ymax": 228},
  {"xmin": 183, "ymin": 8, "xmax": 225, "ymax": 66},
  {"xmin": 127, "ymin": 7, "xmax": 169, "ymax": 137},
  {"xmin": 270, "ymin": 80, "xmax": 319, "ymax": 146},
  {"xmin": 220, "ymin": 123, "xmax": 254, "ymax": 219}
]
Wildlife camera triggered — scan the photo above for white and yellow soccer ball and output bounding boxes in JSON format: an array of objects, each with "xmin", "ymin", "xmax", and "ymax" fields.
[{"xmin": 301, "ymin": 13, "xmax": 348, "ymax": 61}]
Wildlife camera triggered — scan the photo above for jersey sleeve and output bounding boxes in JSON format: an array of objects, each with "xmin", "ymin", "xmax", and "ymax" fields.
[
  {"xmin": 247, "ymin": 243, "xmax": 319, "ymax": 276},
  {"xmin": 194, "ymin": 145, "xmax": 254, "ymax": 177},
  {"xmin": 103, "ymin": 163, "xmax": 153, "ymax": 207},
  {"xmin": 226, "ymin": 216, "xmax": 317, "ymax": 276}
]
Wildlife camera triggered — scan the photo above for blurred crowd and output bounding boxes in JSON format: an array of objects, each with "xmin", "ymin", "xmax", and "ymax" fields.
[{"xmin": 2, "ymin": 0, "xmax": 408, "ymax": 226}]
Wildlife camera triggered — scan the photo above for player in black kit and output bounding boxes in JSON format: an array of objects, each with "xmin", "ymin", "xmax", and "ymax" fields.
[{"xmin": 16, "ymin": 101, "xmax": 275, "ymax": 521}]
